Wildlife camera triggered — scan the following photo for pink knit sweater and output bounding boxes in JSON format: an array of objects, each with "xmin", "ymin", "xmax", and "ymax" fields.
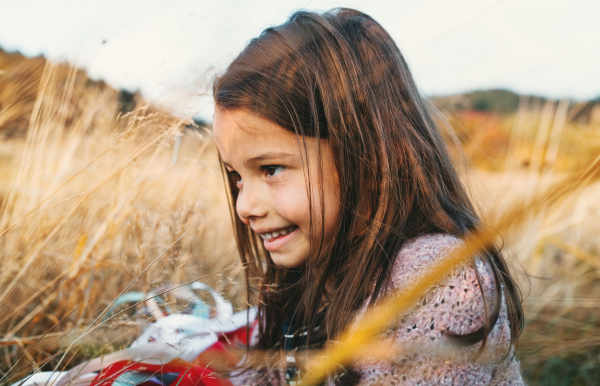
[{"xmin": 231, "ymin": 234, "xmax": 525, "ymax": 385}]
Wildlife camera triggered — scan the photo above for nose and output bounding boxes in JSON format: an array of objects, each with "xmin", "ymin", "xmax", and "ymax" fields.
[{"xmin": 236, "ymin": 183, "xmax": 268, "ymax": 224}]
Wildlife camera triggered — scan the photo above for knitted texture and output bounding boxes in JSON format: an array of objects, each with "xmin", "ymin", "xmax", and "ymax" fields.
[
  {"xmin": 351, "ymin": 233, "xmax": 524, "ymax": 385},
  {"xmin": 231, "ymin": 234, "xmax": 525, "ymax": 385}
]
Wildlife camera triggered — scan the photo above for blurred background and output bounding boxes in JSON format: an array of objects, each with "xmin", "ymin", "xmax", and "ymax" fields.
[
  {"xmin": 0, "ymin": 1, "xmax": 599, "ymax": 385},
  {"xmin": 1, "ymin": 0, "xmax": 599, "ymax": 119}
]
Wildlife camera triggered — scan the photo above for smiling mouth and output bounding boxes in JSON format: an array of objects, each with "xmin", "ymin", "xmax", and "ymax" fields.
[{"xmin": 259, "ymin": 225, "xmax": 298, "ymax": 241}]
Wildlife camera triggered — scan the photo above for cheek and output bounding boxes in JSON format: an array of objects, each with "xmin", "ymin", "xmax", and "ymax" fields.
[{"xmin": 276, "ymin": 182, "xmax": 311, "ymax": 225}]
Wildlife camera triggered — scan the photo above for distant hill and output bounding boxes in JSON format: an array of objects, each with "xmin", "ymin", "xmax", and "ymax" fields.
[
  {"xmin": 431, "ymin": 89, "xmax": 599, "ymax": 124},
  {"xmin": 431, "ymin": 89, "xmax": 521, "ymax": 113},
  {"xmin": 0, "ymin": 47, "xmax": 141, "ymax": 138}
]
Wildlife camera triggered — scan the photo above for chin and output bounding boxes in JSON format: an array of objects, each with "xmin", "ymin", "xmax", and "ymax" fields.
[{"xmin": 270, "ymin": 252, "xmax": 306, "ymax": 268}]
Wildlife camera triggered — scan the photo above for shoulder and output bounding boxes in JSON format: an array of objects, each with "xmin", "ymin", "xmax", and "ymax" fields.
[
  {"xmin": 351, "ymin": 234, "xmax": 522, "ymax": 384},
  {"xmin": 390, "ymin": 233, "xmax": 465, "ymax": 288},
  {"xmin": 388, "ymin": 233, "xmax": 500, "ymax": 340}
]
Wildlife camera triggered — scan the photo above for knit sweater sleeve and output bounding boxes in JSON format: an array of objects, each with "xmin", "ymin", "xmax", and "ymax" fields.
[{"xmin": 353, "ymin": 234, "xmax": 525, "ymax": 386}]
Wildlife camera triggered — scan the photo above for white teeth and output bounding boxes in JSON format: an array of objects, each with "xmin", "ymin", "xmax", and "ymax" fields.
[{"xmin": 259, "ymin": 226, "xmax": 296, "ymax": 241}]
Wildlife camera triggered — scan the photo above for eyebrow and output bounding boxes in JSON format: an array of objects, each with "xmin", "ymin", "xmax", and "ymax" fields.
[
  {"xmin": 221, "ymin": 152, "xmax": 294, "ymax": 170},
  {"xmin": 245, "ymin": 152, "xmax": 293, "ymax": 166}
]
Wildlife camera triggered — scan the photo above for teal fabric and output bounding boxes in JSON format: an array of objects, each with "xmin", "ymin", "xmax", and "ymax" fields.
[
  {"xmin": 112, "ymin": 371, "xmax": 154, "ymax": 386},
  {"xmin": 112, "ymin": 371, "xmax": 180, "ymax": 386}
]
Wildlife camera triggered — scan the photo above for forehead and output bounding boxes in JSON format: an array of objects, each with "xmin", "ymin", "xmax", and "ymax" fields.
[{"xmin": 213, "ymin": 108, "xmax": 304, "ymax": 160}]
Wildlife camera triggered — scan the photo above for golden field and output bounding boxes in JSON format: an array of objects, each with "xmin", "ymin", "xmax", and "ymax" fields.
[{"xmin": 1, "ymin": 51, "xmax": 599, "ymax": 385}]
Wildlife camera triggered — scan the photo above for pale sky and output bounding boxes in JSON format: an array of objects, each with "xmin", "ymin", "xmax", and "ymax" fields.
[{"xmin": 1, "ymin": 0, "xmax": 598, "ymax": 119}]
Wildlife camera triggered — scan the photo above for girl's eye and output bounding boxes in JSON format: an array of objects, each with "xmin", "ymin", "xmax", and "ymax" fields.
[
  {"xmin": 230, "ymin": 171, "xmax": 242, "ymax": 184},
  {"xmin": 264, "ymin": 165, "xmax": 285, "ymax": 177}
]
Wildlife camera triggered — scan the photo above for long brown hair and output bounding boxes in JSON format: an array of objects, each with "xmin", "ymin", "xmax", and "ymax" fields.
[{"xmin": 213, "ymin": 6, "xmax": 523, "ymax": 370}]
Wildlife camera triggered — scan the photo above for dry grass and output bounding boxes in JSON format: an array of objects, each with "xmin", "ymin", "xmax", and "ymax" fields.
[
  {"xmin": 1, "ymin": 55, "xmax": 599, "ymax": 386},
  {"xmin": 0, "ymin": 59, "xmax": 244, "ymax": 383}
]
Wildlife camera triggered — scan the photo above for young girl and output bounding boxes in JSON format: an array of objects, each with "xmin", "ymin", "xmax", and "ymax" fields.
[{"xmin": 211, "ymin": 8, "xmax": 524, "ymax": 385}]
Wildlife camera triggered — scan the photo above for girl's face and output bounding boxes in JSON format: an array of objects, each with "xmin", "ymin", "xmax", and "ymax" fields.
[{"xmin": 213, "ymin": 108, "xmax": 340, "ymax": 268}]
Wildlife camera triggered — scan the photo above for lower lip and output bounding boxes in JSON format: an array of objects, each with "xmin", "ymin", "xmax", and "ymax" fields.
[{"xmin": 263, "ymin": 227, "xmax": 299, "ymax": 252}]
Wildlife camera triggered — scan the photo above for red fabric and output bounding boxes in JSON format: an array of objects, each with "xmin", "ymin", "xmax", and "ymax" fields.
[
  {"xmin": 88, "ymin": 322, "xmax": 256, "ymax": 386},
  {"xmin": 89, "ymin": 359, "xmax": 232, "ymax": 386}
]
